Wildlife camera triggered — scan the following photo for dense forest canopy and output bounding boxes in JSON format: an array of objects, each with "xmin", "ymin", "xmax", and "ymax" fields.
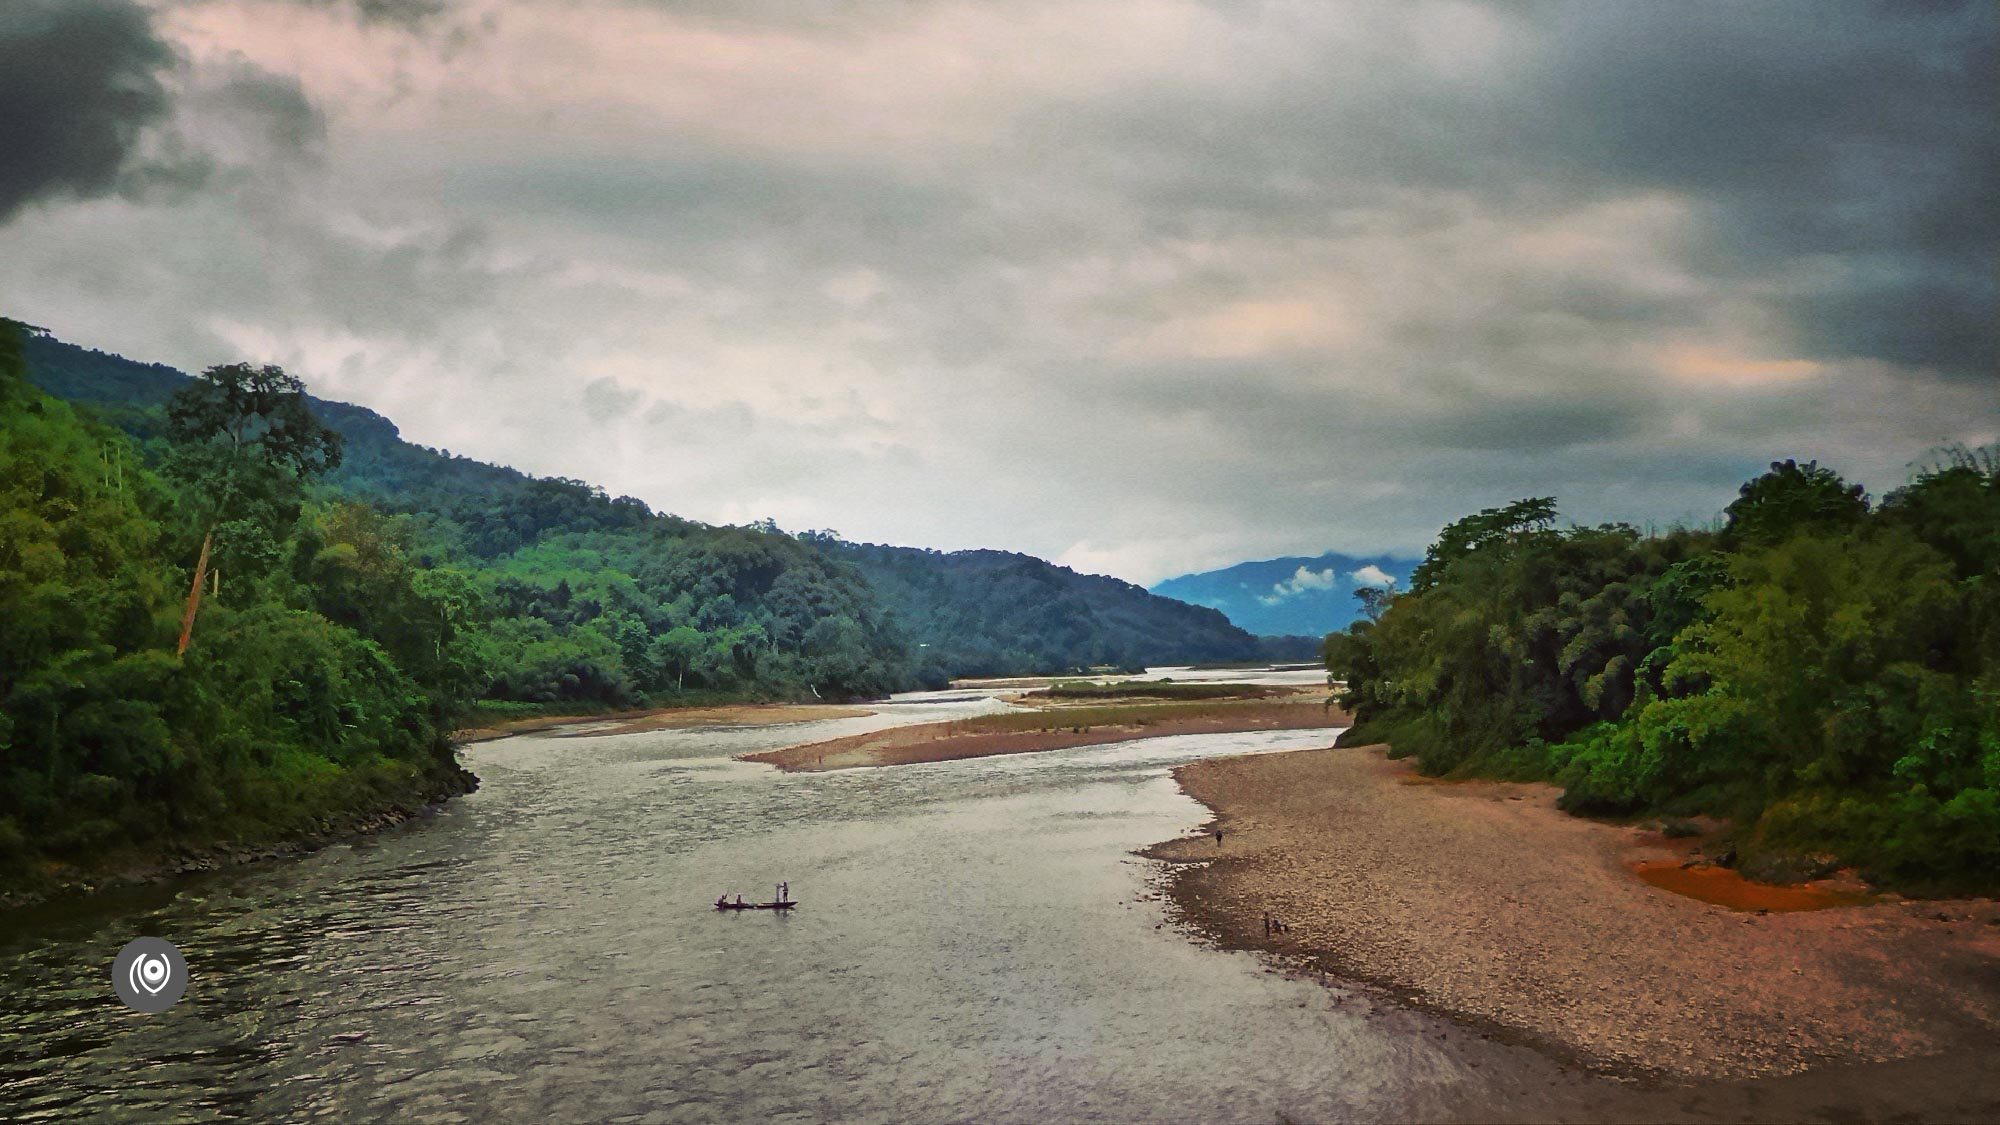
[
  {"xmin": 818, "ymin": 539, "xmax": 1263, "ymax": 681},
  {"xmin": 1325, "ymin": 455, "xmax": 2000, "ymax": 891},
  {"xmin": 3, "ymin": 324, "xmax": 1269, "ymax": 885},
  {"xmin": 20, "ymin": 331, "xmax": 1266, "ymax": 704},
  {"xmin": 0, "ymin": 319, "xmax": 474, "ymax": 879}
]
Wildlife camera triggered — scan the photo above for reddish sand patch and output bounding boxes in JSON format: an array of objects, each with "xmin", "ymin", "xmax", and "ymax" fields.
[{"xmin": 1632, "ymin": 860, "xmax": 1872, "ymax": 912}]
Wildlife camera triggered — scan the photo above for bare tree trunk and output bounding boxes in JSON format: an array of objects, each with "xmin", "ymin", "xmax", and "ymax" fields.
[{"xmin": 176, "ymin": 530, "xmax": 214, "ymax": 657}]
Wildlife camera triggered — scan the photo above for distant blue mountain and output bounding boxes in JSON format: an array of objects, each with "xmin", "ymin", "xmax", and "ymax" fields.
[{"xmin": 1150, "ymin": 551, "xmax": 1421, "ymax": 638}]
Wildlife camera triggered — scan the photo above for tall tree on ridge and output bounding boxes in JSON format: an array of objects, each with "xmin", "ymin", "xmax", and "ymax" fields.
[{"xmin": 165, "ymin": 363, "xmax": 341, "ymax": 654}]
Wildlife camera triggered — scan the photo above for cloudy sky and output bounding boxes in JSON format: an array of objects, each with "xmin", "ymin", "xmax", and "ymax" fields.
[{"xmin": 2, "ymin": 0, "xmax": 1993, "ymax": 584}]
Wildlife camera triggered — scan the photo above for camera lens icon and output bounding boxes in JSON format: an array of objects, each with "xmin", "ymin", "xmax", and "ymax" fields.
[
  {"xmin": 112, "ymin": 938, "xmax": 188, "ymax": 1013},
  {"xmin": 133, "ymin": 953, "xmax": 171, "ymax": 993}
]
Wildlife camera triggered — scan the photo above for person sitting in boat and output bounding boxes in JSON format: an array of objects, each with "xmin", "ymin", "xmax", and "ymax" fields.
[
  {"xmin": 716, "ymin": 894, "xmax": 729, "ymax": 909},
  {"xmin": 735, "ymin": 893, "xmax": 745, "ymax": 906}
]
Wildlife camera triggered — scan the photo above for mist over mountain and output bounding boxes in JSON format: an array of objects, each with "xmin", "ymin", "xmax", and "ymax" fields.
[{"xmin": 1152, "ymin": 552, "xmax": 1421, "ymax": 638}]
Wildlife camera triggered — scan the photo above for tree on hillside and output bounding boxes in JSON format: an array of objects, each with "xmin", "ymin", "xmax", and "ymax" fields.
[
  {"xmin": 0, "ymin": 318, "xmax": 45, "ymax": 400},
  {"xmin": 1408, "ymin": 497, "xmax": 1557, "ymax": 592},
  {"xmin": 1881, "ymin": 445, "xmax": 2000, "ymax": 583},
  {"xmin": 1354, "ymin": 580, "xmax": 1396, "ymax": 623},
  {"xmin": 1722, "ymin": 459, "xmax": 1867, "ymax": 547},
  {"xmin": 650, "ymin": 625, "xmax": 705, "ymax": 692},
  {"xmin": 164, "ymin": 363, "xmax": 342, "ymax": 654}
]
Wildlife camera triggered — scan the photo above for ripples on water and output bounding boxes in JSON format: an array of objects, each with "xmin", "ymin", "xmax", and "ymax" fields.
[{"xmin": 4, "ymin": 698, "xmax": 1618, "ymax": 1123}]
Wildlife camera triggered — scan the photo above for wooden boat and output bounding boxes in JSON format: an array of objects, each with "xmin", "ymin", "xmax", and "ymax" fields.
[{"xmin": 714, "ymin": 899, "xmax": 797, "ymax": 911}]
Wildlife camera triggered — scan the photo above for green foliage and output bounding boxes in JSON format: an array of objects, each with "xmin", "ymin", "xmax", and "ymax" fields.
[
  {"xmin": 166, "ymin": 363, "xmax": 343, "ymax": 480},
  {"xmin": 1, "ymin": 323, "xmax": 978, "ymax": 891},
  {"xmin": 1722, "ymin": 458, "xmax": 1867, "ymax": 548},
  {"xmin": 463, "ymin": 526, "xmax": 911, "ymax": 704},
  {"xmin": 1329, "ymin": 455, "xmax": 2000, "ymax": 890},
  {"xmin": 20, "ymin": 330, "xmax": 925, "ymax": 712},
  {"xmin": 163, "ymin": 362, "xmax": 344, "ymax": 567},
  {"xmin": 1661, "ymin": 530, "xmax": 1959, "ymax": 795},
  {"xmin": 1882, "ymin": 447, "xmax": 2000, "ymax": 574},
  {"xmin": 0, "ymin": 323, "xmax": 462, "ymax": 888},
  {"xmin": 825, "ymin": 541, "xmax": 1260, "ymax": 678},
  {"xmin": 2, "ymin": 327, "xmax": 186, "ymax": 855},
  {"xmin": 25, "ymin": 332, "xmax": 1256, "ymax": 703},
  {"xmin": 1753, "ymin": 786, "xmax": 2000, "ymax": 895},
  {"xmin": 1407, "ymin": 497, "xmax": 1557, "ymax": 593},
  {"xmin": 1549, "ymin": 722, "xmax": 1650, "ymax": 813}
]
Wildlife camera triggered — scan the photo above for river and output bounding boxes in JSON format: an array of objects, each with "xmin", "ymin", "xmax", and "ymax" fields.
[{"xmin": 0, "ymin": 689, "xmax": 1865, "ymax": 1123}]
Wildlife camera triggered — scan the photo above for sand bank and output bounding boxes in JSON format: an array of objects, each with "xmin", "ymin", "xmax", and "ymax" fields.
[
  {"xmin": 1148, "ymin": 743, "xmax": 2000, "ymax": 1081},
  {"xmin": 454, "ymin": 703, "xmax": 869, "ymax": 744},
  {"xmin": 745, "ymin": 697, "xmax": 1347, "ymax": 771}
]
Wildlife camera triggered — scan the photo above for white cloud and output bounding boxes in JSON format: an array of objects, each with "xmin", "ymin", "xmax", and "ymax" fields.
[
  {"xmin": 1351, "ymin": 565, "xmax": 1396, "ymax": 588},
  {"xmin": 1258, "ymin": 565, "xmax": 1340, "ymax": 604}
]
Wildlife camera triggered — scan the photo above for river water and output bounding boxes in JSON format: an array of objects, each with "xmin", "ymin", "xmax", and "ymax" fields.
[{"xmin": 0, "ymin": 691, "xmax": 1903, "ymax": 1123}]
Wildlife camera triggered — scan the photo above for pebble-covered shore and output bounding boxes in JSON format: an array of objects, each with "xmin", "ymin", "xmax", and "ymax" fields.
[{"xmin": 1147, "ymin": 743, "xmax": 2000, "ymax": 1081}]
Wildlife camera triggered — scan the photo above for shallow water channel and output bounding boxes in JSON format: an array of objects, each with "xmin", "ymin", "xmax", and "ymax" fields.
[{"xmin": 0, "ymin": 693, "xmax": 1921, "ymax": 1123}]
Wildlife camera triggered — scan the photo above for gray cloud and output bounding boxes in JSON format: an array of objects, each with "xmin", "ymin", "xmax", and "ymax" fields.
[
  {"xmin": 249, "ymin": 0, "xmax": 452, "ymax": 32},
  {"xmin": 1529, "ymin": 3, "xmax": 1998, "ymax": 379},
  {"xmin": 0, "ymin": 0, "xmax": 1993, "ymax": 584},
  {"xmin": 583, "ymin": 376, "xmax": 643, "ymax": 423},
  {"xmin": 1034, "ymin": 2, "xmax": 1997, "ymax": 380},
  {"xmin": 0, "ymin": 1, "xmax": 179, "ymax": 221},
  {"xmin": 612, "ymin": 0, "xmax": 937, "ymax": 34},
  {"xmin": 208, "ymin": 64, "xmax": 326, "ymax": 154},
  {"xmin": 0, "ymin": 1, "xmax": 334, "ymax": 224},
  {"xmin": 349, "ymin": 0, "xmax": 450, "ymax": 28}
]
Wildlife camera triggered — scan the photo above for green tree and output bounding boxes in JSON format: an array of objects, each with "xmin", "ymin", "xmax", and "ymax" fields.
[
  {"xmin": 650, "ymin": 626, "xmax": 705, "ymax": 692},
  {"xmin": 1407, "ymin": 497, "xmax": 1557, "ymax": 592},
  {"xmin": 164, "ymin": 363, "xmax": 343, "ymax": 653},
  {"xmin": 1721, "ymin": 459, "xmax": 1867, "ymax": 548},
  {"xmin": 1353, "ymin": 580, "xmax": 1395, "ymax": 623}
]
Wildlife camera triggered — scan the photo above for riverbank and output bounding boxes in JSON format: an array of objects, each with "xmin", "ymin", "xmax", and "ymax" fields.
[
  {"xmin": 744, "ymin": 693, "xmax": 1347, "ymax": 771},
  {"xmin": 1148, "ymin": 743, "xmax": 2000, "ymax": 1081},
  {"xmin": 0, "ymin": 763, "xmax": 476, "ymax": 913},
  {"xmin": 7, "ymin": 699, "xmax": 866, "ymax": 908}
]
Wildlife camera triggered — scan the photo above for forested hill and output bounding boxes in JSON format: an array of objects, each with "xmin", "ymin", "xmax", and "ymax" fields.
[
  {"xmin": 820, "ymin": 540, "xmax": 1261, "ymax": 679},
  {"xmin": 25, "ymin": 333, "xmax": 544, "ymax": 514},
  {"xmin": 22, "ymin": 332, "xmax": 1257, "ymax": 688}
]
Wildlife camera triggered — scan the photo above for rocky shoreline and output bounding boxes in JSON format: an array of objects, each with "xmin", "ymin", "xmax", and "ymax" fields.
[{"xmin": 1146, "ymin": 743, "xmax": 2000, "ymax": 1084}]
